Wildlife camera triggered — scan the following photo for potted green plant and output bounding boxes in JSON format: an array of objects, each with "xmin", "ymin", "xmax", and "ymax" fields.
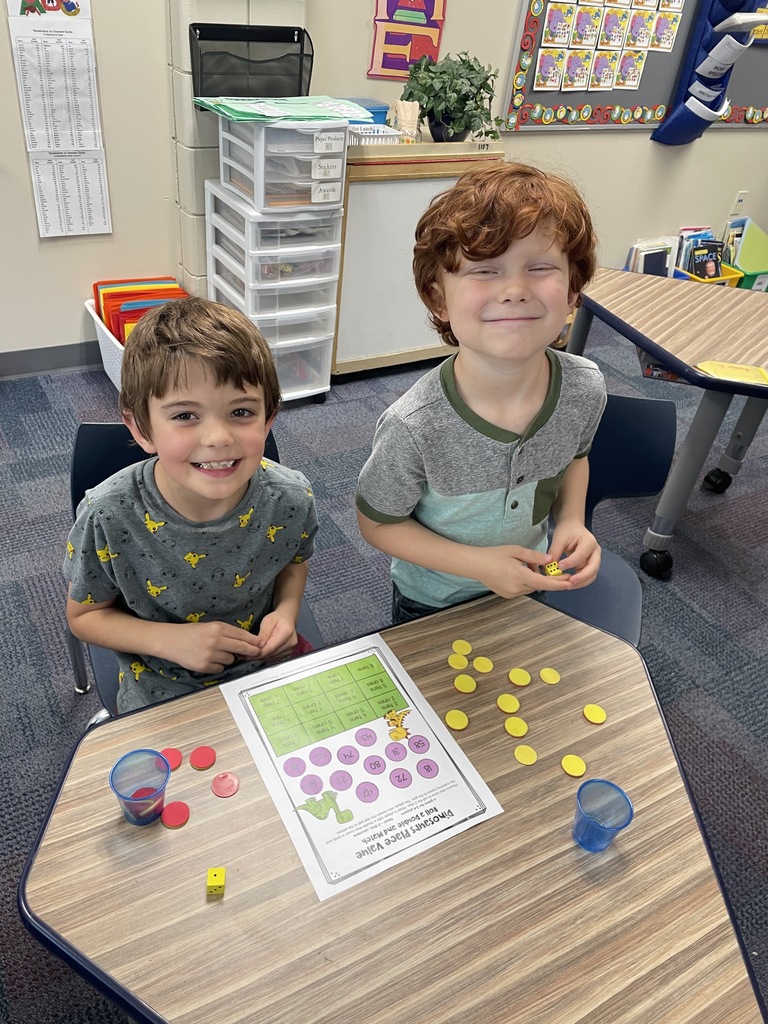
[{"xmin": 400, "ymin": 51, "xmax": 504, "ymax": 141}]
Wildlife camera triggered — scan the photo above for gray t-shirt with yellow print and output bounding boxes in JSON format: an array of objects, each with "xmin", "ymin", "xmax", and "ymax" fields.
[
  {"xmin": 355, "ymin": 348, "xmax": 606, "ymax": 608},
  {"xmin": 64, "ymin": 456, "xmax": 317, "ymax": 712}
]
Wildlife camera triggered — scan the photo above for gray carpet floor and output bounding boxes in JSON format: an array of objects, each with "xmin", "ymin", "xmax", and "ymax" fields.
[{"xmin": 1, "ymin": 317, "xmax": 767, "ymax": 1023}]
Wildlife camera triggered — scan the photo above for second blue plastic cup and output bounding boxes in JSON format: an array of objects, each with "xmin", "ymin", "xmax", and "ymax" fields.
[
  {"xmin": 573, "ymin": 778, "xmax": 633, "ymax": 852},
  {"xmin": 109, "ymin": 749, "xmax": 171, "ymax": 826}
]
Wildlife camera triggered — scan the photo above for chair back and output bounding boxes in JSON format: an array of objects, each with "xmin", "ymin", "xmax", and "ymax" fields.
[
  {"xmin": 70, "ymin": 422, "xmax": 280, "ymax": 514},
  {"xmin": 584, "ymin": 394, "xmax": 677, "ymax": 527}
]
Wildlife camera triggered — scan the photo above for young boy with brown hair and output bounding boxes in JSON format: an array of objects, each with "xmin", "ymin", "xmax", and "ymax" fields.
[
  {"xmin": 65, "ymin": 297, "xmax": 317, "ymax": 711},
  {"xmin": 356, "ymin": 161, "xmax": 606, "ymax": 623}
]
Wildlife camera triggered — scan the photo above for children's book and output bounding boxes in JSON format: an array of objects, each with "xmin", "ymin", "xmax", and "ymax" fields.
[
  {"xmin": 676, "ymin": 226, "xmax": 714, "ymax": 271},
  {"xmin": 625, "ymin": 236, "xmax": 676, "ymax": 276},
  {"xmin": 688, "ymin": 239, "xmax": 723, "ymax": 278}
]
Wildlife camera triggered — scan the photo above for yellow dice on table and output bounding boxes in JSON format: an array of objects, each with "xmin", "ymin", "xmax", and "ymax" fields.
[
  {"xmin": 206, "ymin": 867, "xmax": 226, "ymax": 896},
  {"xmin": 543, "ymin": 561, "xmax": 564, "ymax": 577}
]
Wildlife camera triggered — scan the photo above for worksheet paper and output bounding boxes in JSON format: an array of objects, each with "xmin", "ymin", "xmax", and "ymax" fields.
[
  {"xmin": 222, "ymin": 634, "xmax": 503, "ymax": 901},
  {"xmin": 7, "ymin": 1, "xmax": 111, "ymax": 237}
]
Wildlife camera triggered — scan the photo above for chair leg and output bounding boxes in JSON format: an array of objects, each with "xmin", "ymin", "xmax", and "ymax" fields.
[{"xmin": 67, "ymin": 627, "xmax": 91, "ymax": 694}]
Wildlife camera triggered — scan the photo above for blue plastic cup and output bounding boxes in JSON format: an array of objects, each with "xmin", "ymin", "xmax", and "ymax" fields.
[
  {"xmin": 573, "ymin": 779, "xmax": 633, "ymax": 852},
  {"xmin": 109, "ymin": 749, "xmax": 171, "ymax": 826}
]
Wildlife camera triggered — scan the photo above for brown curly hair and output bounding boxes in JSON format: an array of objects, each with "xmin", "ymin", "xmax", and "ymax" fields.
[
  {"xmin": 119, "ymin": 297, "xmax": 281, "ymax": 440},
  {"xmin": 413, "ymin": 161, "xmax": 597, "ymax": 346}
]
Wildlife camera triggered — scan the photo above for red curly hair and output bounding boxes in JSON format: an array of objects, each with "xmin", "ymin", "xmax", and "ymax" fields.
[{"xmin": 413, "ymin": 161, "xmax": 597, "ymax": 346}]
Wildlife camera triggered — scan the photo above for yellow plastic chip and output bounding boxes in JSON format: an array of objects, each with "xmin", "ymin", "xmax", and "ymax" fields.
[
  {"xmin": 514, "ymin": 744, "xmax": 538, "ymax": 766},
  {"xmin": 561, "ymin": 754, "xmax": 587, "ymax": 777},
  {"xmin": 452, "ymin": 639, "xmax": 473, "ymax": 656},
  {"xmin": 496, "ymin": 693, "xmax": 520, "ymax": 714},
  {"xmin": 508, "ymin": 668, "xmax": 532, "ymax": 687},
  {"xmin": 504, "ymin": 716, "xmax": 529, "ymax": 738},
  {"xmin": 584, "ymin": 703, "xmax": 607, "ymax": 724},
  {"xmin": 445, "ymin": 709, "xmax": 469, "ymax": 731},
  {"xmin": 454, "ymin": 674, "xmax": 477, "ymax": 694},
  {"xmin": 540, "ymin": 667, "xmax": 561, "ymax": 684},
  {"xmin": 472, "ymin": 656, "xmax": 494, "ymax": 673},
  {"xmin": 448, "ymin": 653, "xmax": 469, "ymax": 670}
]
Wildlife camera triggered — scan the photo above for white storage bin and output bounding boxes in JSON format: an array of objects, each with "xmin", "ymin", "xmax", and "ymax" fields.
[
  {"xmin": 85, "ymin": 299, "xmax": 123, "ymax": 389},
  {"xmin": 272, "ymin": 335, "xmax": 333, "ymax": 400},
  {"xmin": 205, "ymin": 179, "xmax": 344, "ymax": 251},
  {"xmin": 208, "ymin": 246, "xmax": 339, "ymax": 318},
  {"xmin": 219, "ymin": 117, "xmax": 347, "ymax": 210}
]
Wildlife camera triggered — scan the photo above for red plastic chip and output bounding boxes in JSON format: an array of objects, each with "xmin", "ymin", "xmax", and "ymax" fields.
[
  {"xmin": 160, "ymin": 747, "xmax": 183, "ymax": 771},
  {"xmin": 161, "ymin": 801, "xmax": 190, "ymax": 829},
  {"xmin": 189, "ymin": 745, "xmax": 216, "ymax": 771},
  {"xmin": 211, "ymin": 771, "xmax": 240, "ymax": 798}
]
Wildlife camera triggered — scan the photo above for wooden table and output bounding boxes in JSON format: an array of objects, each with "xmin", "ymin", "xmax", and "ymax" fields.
[
  {"xmin": 20, "ymin": 596, "xmax": 764, "ymax": 1024},
  {"xmin": 568, "ymin": 267, "xmax": 768, "ymax": 578}
]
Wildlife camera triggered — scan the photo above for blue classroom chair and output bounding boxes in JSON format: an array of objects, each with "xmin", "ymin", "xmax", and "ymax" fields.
[
  {"xmin": 68, "ymin": 421, "xmax": 324, "ymax": 721},
  {"xmin": 531, "ymin": 393, "xmax": 677, "ymax": 645}
]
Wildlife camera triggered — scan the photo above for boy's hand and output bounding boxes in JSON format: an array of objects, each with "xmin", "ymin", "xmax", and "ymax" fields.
[
  {"xmin": 475, "ymin": 545, "xmax": 574, "ymax": 599},
  {"xmin": 548, "ymin": 524, "xmax": 601, "ymax": 589},
  {"xmin": 253, "ymin": 610, "xmax": 299, "ymax": 661},
  {"xmin": 163, "ymin": 621, "xmax": 265, "ymax": 674}
]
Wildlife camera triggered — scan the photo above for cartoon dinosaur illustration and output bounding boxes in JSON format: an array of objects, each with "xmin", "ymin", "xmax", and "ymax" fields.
[
  {"xmin": 384, "ymin": 707, "xmax": 411, "ymax": 741},
  {"xmin": 296, "ymin": 791, "xmax": 354, "ymax": 825},
  {"xmin": 183, "ymin": 552, "xmax": 206, "ymax": 568}
]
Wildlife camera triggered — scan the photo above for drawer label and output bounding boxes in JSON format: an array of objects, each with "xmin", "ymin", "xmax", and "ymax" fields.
[
  {"xmin": 314, "ymin": 131, "xmax": 346, "ymax": 153},
  {"xmin": 311, "ymin": 157, "xmax": 344, "ymax": 179},
  {"xmin": 311, "ymin": 180, "xmax": 342, "ymax": 203}
]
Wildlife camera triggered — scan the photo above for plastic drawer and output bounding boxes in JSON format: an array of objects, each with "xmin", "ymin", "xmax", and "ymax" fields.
[
  {"xmin": 219, "ymin": 117, "xmax": 347, "ymax": 211},
  {"xmin": 206, "ymin": 224, "xmax": 341, "ymax": 285},
  {"xmin": 272, "ymin": 335, "xmax": 332, "ymax": 400},
  {"xmin": 209, "ymin": 274, "xmax": 337, "ymax": 345},
  {"xmin": 207, "ymin": 248, "xmax": 339, "ymax": 317},
  {"xmin": 205, "ymin": 179, "xmax": 344, "ymax": 250}
]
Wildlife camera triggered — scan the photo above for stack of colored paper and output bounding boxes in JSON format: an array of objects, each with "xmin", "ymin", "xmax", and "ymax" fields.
[{"xmin": 92, "ymin": 277, "xmax": 188, "ymax": 343}]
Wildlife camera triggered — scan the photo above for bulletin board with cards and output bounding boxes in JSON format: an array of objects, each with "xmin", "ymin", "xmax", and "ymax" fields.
[{"xmin": 503, "ymin": 0, "xmax": 767, "ymax": 130}]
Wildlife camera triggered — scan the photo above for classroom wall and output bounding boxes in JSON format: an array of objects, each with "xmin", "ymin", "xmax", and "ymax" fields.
[
  {"xmin": 307, "ymin": 0, "xmax": 768, "ymax": 271},
  {"xmin": 1, "ymin": 0, "xmax": 766, "ymax": 363},
  {"xmin": 0, "ymin": 1, "xmax": 175, "ymax": 361}
]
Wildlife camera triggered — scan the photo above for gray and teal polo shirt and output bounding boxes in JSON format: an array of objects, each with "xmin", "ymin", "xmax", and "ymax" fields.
[{"xmin": 356, "ymin": 349, "xmax": 606, "ymax": 608}]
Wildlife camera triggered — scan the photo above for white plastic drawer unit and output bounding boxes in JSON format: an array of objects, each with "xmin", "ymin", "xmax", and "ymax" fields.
[
  {"xmin": 207, "ymin": 245, "xmax": 339, "ymax": 318},
  {"xmin": 218, "ymin": 117, "xmax": 348, "ymax": 210},
  {"xmin": 212, "ymin": 235, "xmax": 341, "ymax": 286},
  {"xmin": 205, "ymin": 179, "xmax": 344, "ymax": 251}
]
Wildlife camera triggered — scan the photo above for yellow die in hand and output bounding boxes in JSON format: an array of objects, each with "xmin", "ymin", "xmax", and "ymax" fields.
[
  {"xmin": 207, "ymin": 867, "xmax": 226, "ymax": 896},
  {"xmin": 543, "ymin": 561, "xmax": 564, "ymax": 577}
]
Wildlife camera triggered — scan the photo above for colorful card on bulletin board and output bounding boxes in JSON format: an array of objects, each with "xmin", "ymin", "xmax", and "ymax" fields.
[
  {"xmin": 504, "ymin": 0, "xmax": 767, "ymax": 129},
  {"xmin": 221, "ymin": 634, "xmax": 503, "ymax": 901}
]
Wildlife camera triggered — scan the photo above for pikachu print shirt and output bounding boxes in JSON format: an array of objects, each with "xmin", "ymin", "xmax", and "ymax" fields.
[{"xmin": 64, "ymin": 456, "xmax": 317, "ymax": 712}]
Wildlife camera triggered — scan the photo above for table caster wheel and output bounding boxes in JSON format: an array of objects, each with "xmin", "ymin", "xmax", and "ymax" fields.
[
  {"xmin": 311, "ymin": 392, "xmax": 327, "ymax": 404},
  {"xmin": 701, "ymin": 467, "xmax": 732, "ymax": 494},
  {"xmin": 640, "ymin": 549, "xmax": 673, "ymax": 581}
]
